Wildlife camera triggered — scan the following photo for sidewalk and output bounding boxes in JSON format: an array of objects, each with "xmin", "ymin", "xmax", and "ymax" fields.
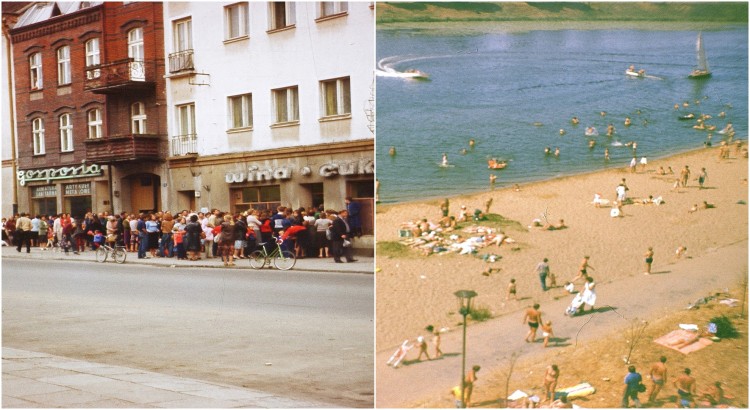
[
  {"xmin": 2, "ymin": 347, "xmax": 331, "ymax": 408},
  {"xmin": 1, "ymin": 245, "xmax": 373, "ymax": 274}
]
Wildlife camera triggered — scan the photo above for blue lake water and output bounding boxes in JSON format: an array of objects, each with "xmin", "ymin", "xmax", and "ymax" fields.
[{"xmin": 376, "ymin": 23, "xmax": 748, "ymax": 203}]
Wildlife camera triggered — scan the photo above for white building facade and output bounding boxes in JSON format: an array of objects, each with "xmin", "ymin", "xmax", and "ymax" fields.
[{"xmin": 163, "ymin": 1, "xmax": 375, "ymax": 245}]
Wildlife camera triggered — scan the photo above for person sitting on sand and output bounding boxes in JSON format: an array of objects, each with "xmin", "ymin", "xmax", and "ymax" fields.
[
  {"xmin": 610, "ymin": 201, "xmax": 623, "ymax": 217},
  {"xmin": 688, "ymin": 204, "xmax": 699, "ymax": 213},
  {"xmin": 457, "ymin": 206, "xmax": 469, "ymax": 222},
  {"xmin": 592, "ymin": 193, "xmax": 609, "ymax": 208},
  {"xmin": 701, "ymin": 201, "xmax": 715, "ymax": 209},
  {"xmin": 564, "ymin": 281, "xmax": 576, "ymax": 294},
  {"xmin": 551, "ymin": 395, "xmax": 573, "ymax": 408},
  {"xmin": 698, "ymin": 381, "xmax": 724, "ymax": 407},
  {"xmin": 544, "ymin": 219, "xmax": 566, "ymax": 231}
]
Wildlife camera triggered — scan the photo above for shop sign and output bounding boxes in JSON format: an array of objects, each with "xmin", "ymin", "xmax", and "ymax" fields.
[
  {"xmin": 17, "ymin": 163, "xmax": 102, "ymax": 186},
  {"xmin": 319, "ymin": 158, "xmax": 374, "ymax": 178},
  {"xmin": 225, "ymin": 165, "xmax": 293, "ymax": 183}
]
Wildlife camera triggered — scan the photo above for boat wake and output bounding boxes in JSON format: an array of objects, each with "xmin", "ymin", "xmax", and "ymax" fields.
[{"xmin": 376, "ymin": 55, "xmax": 434, "ymax": 79}]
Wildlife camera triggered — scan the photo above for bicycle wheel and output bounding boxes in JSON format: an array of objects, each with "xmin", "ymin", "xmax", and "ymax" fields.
[
  {"xmin": 273, "ymin": 250, "xmax": 296, "ymax": 270},
  {"xmin": 248, "ymin": 250, "xmax": 267, "ymax": 269},
  {"xmin": 113, "ymin": 248, "xmax": 127, "ymax": 264},
  {"xmin": 95, "ymin": 247, "xmax": 108, "ymax": 263}
]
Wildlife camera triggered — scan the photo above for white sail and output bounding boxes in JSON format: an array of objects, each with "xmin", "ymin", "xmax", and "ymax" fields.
[{"xmin": 696, "ymin": 32, "xmax": 709, "ymax": 72}]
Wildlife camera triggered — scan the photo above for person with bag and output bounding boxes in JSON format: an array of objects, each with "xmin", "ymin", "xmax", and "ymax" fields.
[
  {"xmin": 329, "ymin": 209, "xmax": 356, "ymax": 263},
  {"xmin": 622, "ymin": 365, "xmax": 644, "ymax": 408},
  {"xmin": 219, "ymin": 214, "xmax": 236, "ymax": 267}
]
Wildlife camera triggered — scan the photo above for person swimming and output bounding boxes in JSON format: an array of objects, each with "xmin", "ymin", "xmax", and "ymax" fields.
[
  {"xmin": 389, "ymin": 146, "xmax": 396, "ymax": 156},
  {"xmin": 442, "ymin": 153, "xmax": 448, "ymax": 166}
]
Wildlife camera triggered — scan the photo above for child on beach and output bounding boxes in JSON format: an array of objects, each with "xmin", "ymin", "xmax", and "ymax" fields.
[
  {"xmin": 541, "ymin": 321, "xmax": 554, "ymax": 347},
  {"xmin": 416, "ymin": 335, "xmax": 431, "ymax": 361},
  {"xmin": 507, "ymin": 279, "xmax": 518, "ymax": 301},
  {"xmin": 426, "ymin": 325, "xmax": 443, "ymax": 359}
]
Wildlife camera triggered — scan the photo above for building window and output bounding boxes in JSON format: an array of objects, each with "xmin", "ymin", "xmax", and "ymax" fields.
[
  {"xmin": 57, "ymin": 46, "xmax": 71, "ymax": 85},
  {"xmin": 232, "ymin": 185, "xmax": 281, "ymax": 214},
  {"xmin": 29, "ymin": 52, "xmax": 43, "ymax": 90},
  {"xmin": 59, "ymin": 113, "xmax": 73, "ymax": 152},
  {"xmin": 85, "ymin": 38, "xmax": 100, "ymax": 79},
  {"xmin": 172, "ymin": 103, "xmax": 197, "ymax": 156},
  {"xmin": 268, "ymin": 2, "xmax": 296, "ymax": 31},
  {"xmin": 87, "ymin": 109, "xmax": 102, "ymax": 139},
  {"xmin": 170, "ymin": 18, "xmax": 194, "ymax": 73},
  {"xmin": 228, "ymin": 94, "xmax": 253, "ymax": 130},
  {"xmin": 272, "ymin": 86, "xmax": 299, "ymax": 124},
  {"xmin": 131, "ymin": 102, "xmax": 147, "ymax": 134},
  {"xmin": 320, "ymin": 76, "xmax": 351, "ymax": 117},
  {"xmin": 225, "ymin": 3, "xmax": 249, "ymax": 40},
  {"xmin": 318, "ymin": 2, "xmax": 347, "ymax": 18},
  {"xmin": 32, "ymin": 118, "xmax": 45, "ymax": 155},
  {"xmin": 128, "ymin": 28, "xmax": 145, "ymax": 81}
]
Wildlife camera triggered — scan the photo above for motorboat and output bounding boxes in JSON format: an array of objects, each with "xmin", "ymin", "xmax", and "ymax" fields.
[
  {"xmin": 688, "ymin": 32, "xmax": 712, "ymax": 79},
  {"xmin": 678, "ymin": 113, "xmax": 695, "ymax": 120}
]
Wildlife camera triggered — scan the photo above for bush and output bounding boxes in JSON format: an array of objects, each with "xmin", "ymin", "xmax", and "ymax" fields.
[
  {"xmin": 469, "ymin": 305, "xmax": 493, "ymax": 322},
  {"xmin": 709, "ymin": 315, "xmax": 739, "ymax": 339}
]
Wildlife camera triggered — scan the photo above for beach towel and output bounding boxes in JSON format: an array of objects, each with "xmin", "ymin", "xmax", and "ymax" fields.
[
  {"xmin": 653, "ymin": 329, "xmax": 713, "ymax": 354},
  {"xmin": 556, "ymin": 382, "xmax": 596, "ymax": 398}
]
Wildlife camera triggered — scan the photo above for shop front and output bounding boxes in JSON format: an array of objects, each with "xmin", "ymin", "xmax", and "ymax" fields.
[{"xmin": 17, "ymin": 163, "xmax": 108, "ymax": 218}]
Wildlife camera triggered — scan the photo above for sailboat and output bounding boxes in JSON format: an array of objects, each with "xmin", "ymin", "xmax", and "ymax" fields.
[{"xmin": 688, "ymin": 32, "xmax": 711, "ymax": 79}]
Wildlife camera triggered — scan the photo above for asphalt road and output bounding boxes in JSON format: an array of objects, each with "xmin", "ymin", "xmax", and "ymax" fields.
[{"xmin": 2, "ymin": 258, "xmax": 374, "ymax": 407}]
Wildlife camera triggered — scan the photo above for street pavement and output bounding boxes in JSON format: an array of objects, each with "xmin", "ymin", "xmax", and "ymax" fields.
[
  {"xmin": 2, "ymin": 246, "xmax": 373, "ymax": 408},
  {"xmin": 1, "ymin": 244, "xmax": 373, "ymax": 275},
  {"xmin": 2, "ymin": 347, "xmax": 330, "ymax": 408}
]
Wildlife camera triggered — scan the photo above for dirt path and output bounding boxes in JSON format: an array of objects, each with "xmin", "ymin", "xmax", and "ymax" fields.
[{"xmin": 375, "ymin": 239, "xmax": 747, "ymax": 407}]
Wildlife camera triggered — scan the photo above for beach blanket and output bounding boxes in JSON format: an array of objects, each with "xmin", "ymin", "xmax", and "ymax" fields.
[
  {"xmin": 653, "ymin": 329, "xmax": 713, "ymax": 354},
  {"xmin": 556, "ymin": 382, "xmax": 596, "ymax": 399}
]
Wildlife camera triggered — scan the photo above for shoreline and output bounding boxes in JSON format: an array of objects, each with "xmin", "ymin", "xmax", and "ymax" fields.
[
  {"xmin": 376, "ymin": 144, "xmax": 726, "ymax": 207},
  {"xmin": 376, "ymin": 144, "xmax": 748, "ymax": 351}
]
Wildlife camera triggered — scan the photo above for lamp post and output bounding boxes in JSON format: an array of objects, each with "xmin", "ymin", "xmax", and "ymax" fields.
[{"xmin": 455, "ymin": 289, "xmax": 477, "ymax": 409}]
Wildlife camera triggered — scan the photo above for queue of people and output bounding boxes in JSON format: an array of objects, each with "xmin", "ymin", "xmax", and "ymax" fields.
[{"xmin": 2, "ymin": 198, "xmax": 364, "ymax": 266}]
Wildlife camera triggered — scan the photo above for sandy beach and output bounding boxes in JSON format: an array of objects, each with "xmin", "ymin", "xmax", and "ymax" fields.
[{"xmin": 376, "ymin": 145, "xmax": 748, "ymax": 351}]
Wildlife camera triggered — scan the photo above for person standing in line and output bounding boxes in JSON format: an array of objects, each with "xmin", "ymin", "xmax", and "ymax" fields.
[
  {"xmin": 137, "ymin": 213, "xmax": 149, "ymax": 259},
  {"xmin": 622, "ymin": 365, "xmax": 643, "ymax": 408},
  {"xmin": 648, "ymin": 356, "xmax": 668, "ymax": 403},
  {"xmin": 330, "ymin": 209, "xmax": 356, "ymax": 263},
  {"xmin": 523, "ymin": 304, "xmax": 543, "ymax": 343},
  {"xmin": 30, "ymin": 214, "xmax": 40, "ymax": 247},
  {"xmin": 38, "ymin": 215, "xmax": 49, "ymax": 250},
  {"xmin": 644, "ymin": 247, "xmax": 654, "ymax": 275},
  {"xmin": 15, "ymin": 213, "xmax": 32, "ymax": 253},
  {"xmin": 536, "ymin": 258, "xmax": 550, "ymax": 291},
  {"xmin": 346, "ymin": 197, "xmax": 362, "ymax": 238}
]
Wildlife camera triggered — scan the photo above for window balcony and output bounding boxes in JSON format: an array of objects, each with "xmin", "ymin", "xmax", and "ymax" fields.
[
  {"xmin": 170, "ymin": 134, "xmax": 197, "ymax": 157},
  {"xmin": 168, "ymin": 50, "xmax": 194, "ymax": 74},
  {"xmin": 84, "ymin": 134, "xmax": 161, "ymax": 162},
  {"xmin": 83, "ymin": 58, "xmax": 156, "ymax": 94}
]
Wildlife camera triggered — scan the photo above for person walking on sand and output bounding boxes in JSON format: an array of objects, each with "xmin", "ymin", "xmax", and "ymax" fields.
[
  {"xmin": 426, "ymin": 325, "xmax": 443, "ymax": 359},
  {"xmin": 536, "ymin": 258, "xmax": 550, "ymax": 291},
  {"xmin": 506, "ymin": 278, "xmax": 518, "ymax": 301},
  {"xmin": 523, "ymin": 304, "xmax": 543, "ymax": 343},
  {"xmin": 680, "ymin": 165, "xmax": 691, "ymax": 187},
  {"xmin": 543, "ymin": 364, "xmax": 560, "ymax": 402},
  {"xmin": 622, "ymin": 365, "xmax": 643, "ymax": 408},
  {"xmin": 415, "ymin": 335, "xmax": 431, "ymax": 361},
  {"xmin": 463, "ymin": 365, "xmax": 480, "ymax": 408},
  {"xmin": 644, "ymin": 247, "xmax": 654, "ymax": 275},
  {"xmin": 541, "ymin": 321, "xmax": 554, "ymax": 348},
  {"xmin": 674, "ymin": 368, "xmax": 696, "ymax": 408},
  {"xmin": 440, "ymin": 198, "xmax": 450, "ymax": 218},
  {"xmin": 648, "ymin": 356, "xmax": 668, "ymax": 403},
  {"xmin": 573, "ymin": 256, "xmax": 594, "ymax": 283},
  {"xmin": 697, "ymin": 167, "xmax": 707, "ymax": 189}
]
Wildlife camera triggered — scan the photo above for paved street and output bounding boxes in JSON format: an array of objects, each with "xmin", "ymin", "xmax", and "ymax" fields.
[{"xmin": 2, "ymin": 249, "xmax": 374, "ymax": 407}]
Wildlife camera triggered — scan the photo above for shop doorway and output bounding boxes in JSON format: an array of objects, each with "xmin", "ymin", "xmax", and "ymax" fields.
[
  {"xmin": 176, "ymin": 190, "xmax": 196, "ymax": 213},
  {"xmin": 300, "ymin": 183, "xmax": 324, "ymax": 210},
  {"xmin": 347, "ymin": 180, "xmax": 374, "ymax": 235},
  {"xmin": 65, "ymin": 196, "xmax": 92, "ymax": 219},
  {"xmin": 127, "ymin": 173, "xmax": 160, "ymax": 214}
]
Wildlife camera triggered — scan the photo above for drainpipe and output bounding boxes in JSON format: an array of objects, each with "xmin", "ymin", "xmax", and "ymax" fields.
[
  {"xmin": 108, "ymin": 163, "xmax": 114, "ymax": 214},
  {"xmin": 3, "ymin": 18, "xmax": 18, "ymax": 215}
]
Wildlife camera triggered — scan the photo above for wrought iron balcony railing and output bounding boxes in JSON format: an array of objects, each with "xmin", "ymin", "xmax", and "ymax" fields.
[
  {"xmin": 168, "ymin": 50, "xmax": 194, "ymax": 74},
  {"xmin": 170, "ymin": 134, "xmax": 198, "ymax": 156},
  {"xmin": 84, "ymin": 58, "xmax": 155, "ymax": 92}
]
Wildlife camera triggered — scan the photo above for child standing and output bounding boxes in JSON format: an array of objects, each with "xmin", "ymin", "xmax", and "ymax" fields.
[
  {"xmin": 541, "ymin": 321, "xmax": 554, "ymax": 348},
  {"xmin": 506, "ymin": 278, "xmax": 518, "ymax": 301}
]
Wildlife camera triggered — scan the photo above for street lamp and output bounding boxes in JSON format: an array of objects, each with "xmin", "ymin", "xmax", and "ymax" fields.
[{"xmin": 454, "ymin": 289, "xmax": 477, "ymax": 409}]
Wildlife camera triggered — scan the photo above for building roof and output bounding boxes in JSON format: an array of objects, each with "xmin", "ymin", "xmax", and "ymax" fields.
[{"xmin": 14, "ymin": 1, "xmax": 101, "ymax": 28}]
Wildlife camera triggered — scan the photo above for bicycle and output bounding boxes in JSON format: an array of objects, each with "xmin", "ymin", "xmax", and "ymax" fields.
[
  {"xmin": 248, "ymin": 236, "xmax": 296, "ymax": 270},
  {"xmin": 95, "ymin": 243, "xmax": 127, "ymax": 264}
]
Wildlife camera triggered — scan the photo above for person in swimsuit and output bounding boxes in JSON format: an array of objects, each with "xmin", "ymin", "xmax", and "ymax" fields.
[
  {"xmin": 523, "ymin": 304, "xmax": 542, "ymax": 343},
  {"xmin": 674, "ymin": 368, "xmax": 696, "ymax": 408},
  {"xmin": 644, "ymin": 247, "xmax": 654, "ymax": 275},
  {"xmin": 648, "ymin": 356, "xmax": 667, "ymax": 403},
  {"xmin": 464, "ymin": 365, "xmax": 480, "ymax": 408},
  {"xmin": 541, "ymin": 321, "xmax": 554, "ymax": 348},
  {"xmin": 506, "ymin": 278, "xmax": 518, "ymax": 301},
  {"xmin": 543, "ymin": 364, "xmax": 560, "ymax": 402}
]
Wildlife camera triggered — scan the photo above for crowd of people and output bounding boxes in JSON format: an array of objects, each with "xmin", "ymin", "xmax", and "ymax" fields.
[{"xmin": 2, "ymin": 197, "xmax": 365, "ymax": 266}]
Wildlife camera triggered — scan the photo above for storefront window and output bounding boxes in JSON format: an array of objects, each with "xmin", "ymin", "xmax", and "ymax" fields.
[
  {"xmin": 348, "ymin": 180, "xmax": 374, "ymax": 235},
  {"xmin": 63, "ymin": 183, "xmax": 92, "ymax": 219},
  {"xmin": 31, "ymin": 185, "xmax": 58, "ymax": 216},
  {"xmin": 232, "ymin": 185, "xmax": 281, "ymax": 214}
]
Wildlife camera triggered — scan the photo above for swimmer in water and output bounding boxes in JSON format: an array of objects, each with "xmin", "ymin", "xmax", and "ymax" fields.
[
  {"xmin": 554, "ymin": 147, "xmax": 560, "ymax": 157},
  {"xmin": 389, "ymin": 146, "xmax": 396, "ymax": 156},
  {"xmin": 604, "ymin": 148, "xmax": 610, "ymax": 160},
  {"xmin": 588, "ymin": 140, "xmax": 596, "ymax": 149},
  {"xmin": 624, "ymin": 117, "xmax": 632, "ymax": 127},
  {"xmin": 544, "ymin": 147, "xmax": 551, "ymax": 155},
  {"xmin": 559, "ymin": 129, "xmax": 566, "ymax": 136},
  {"xmin": 460, "ymin": 148, "xmax": 467, "ymax": 155},
  {"xmin": 442, "ymin": 153, "xmax": 448, "ymax": 166},
  {"xmin": 571, "ymin": 116, "xmax": 580, "ymax": 125},
  {"xmin": 469, "ymin": 139, "xmax": 476, "ymax": 148}
]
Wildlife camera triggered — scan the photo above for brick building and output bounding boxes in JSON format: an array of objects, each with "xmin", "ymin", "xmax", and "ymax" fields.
[{"xmin": 9, "ymin": 1, "xmax": 167, "ymax": 218}]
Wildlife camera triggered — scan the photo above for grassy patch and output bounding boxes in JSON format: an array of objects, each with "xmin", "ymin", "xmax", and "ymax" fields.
[
  {"xmin": 377, "ymin": 241, "xmax": 413, "ymax": 258},
  {"xmin": 457, "ymin": 213, "xmax": 526, "ymax": 232},
  {"xmin": 469, "ymin": 305, "xmax": 493, "ymax": 322}
]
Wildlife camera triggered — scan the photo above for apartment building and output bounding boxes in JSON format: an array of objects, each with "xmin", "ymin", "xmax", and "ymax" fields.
[{"xmin": 163, "ymin": 2, "xmax": 375, "ymax": 240}]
